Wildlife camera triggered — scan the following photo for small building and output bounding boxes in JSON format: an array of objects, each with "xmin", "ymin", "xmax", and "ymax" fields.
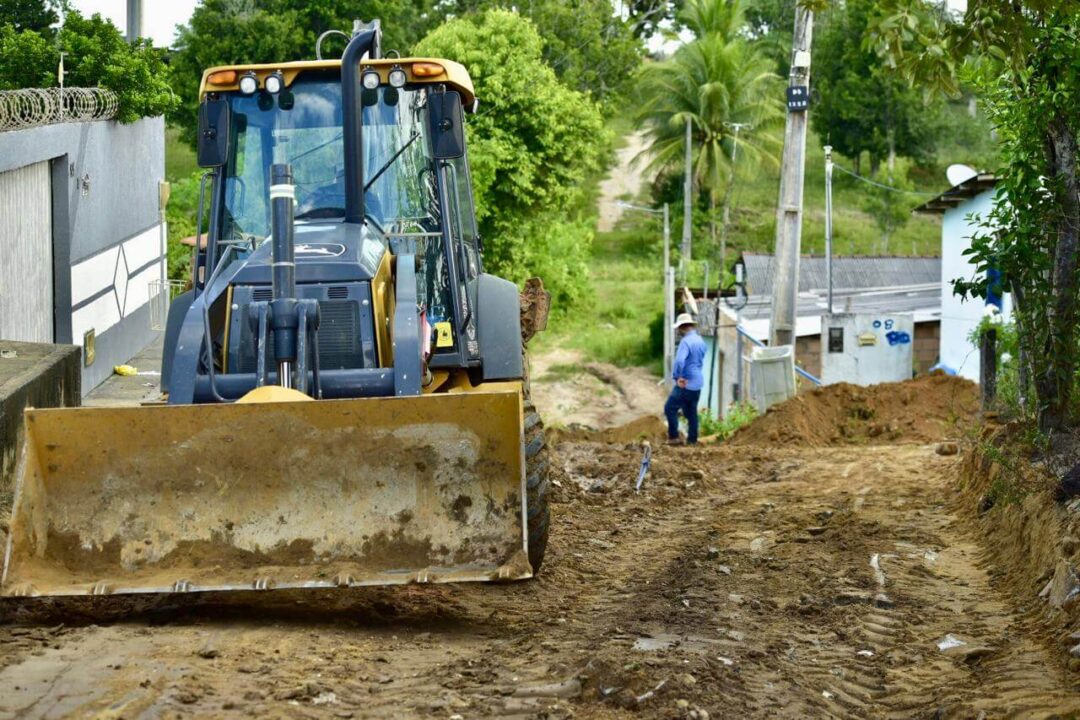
[
  {"xmin": 914, "ymin": 172, "xmax": 1008, "ymax": 381},
  {"xmin": 694, "ymin": 254, "xmax": 942, "ymax": 416}
]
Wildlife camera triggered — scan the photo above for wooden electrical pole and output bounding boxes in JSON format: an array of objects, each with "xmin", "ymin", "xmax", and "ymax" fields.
[{"xmin": 768, "ymin": 5, "xmax": 814, "ymax": 347}]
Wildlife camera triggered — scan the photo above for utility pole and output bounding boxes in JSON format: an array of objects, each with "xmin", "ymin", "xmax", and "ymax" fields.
[
  {"xmin": 126, "ymin": 0, "xmax": 142, "ymax": 42},
  {"xmin": 768, "ymin": 5, "xmax": 814, "ymax": 347},
  {"xmin": 663, "ymin": 203, "xmax": 673, "ymax": 390},
  {"xmin": 824, "ymin": 144, "xmax": 834, "ymax": 315},
  {"xmin": 681, "ymin": 117, "xmax": 693, "ymax": 282},
  {"xmin": 720, "ymin": 121, "xmax": 751, "ymax": 282}
]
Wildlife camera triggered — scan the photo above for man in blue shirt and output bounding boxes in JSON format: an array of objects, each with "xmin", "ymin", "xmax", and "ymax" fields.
[{"xmin": 665, "ymin": 313, "xmax": 706, "ymax": 445}]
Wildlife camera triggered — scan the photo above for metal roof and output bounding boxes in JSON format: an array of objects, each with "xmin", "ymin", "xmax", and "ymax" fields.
[
  {"xmin": 716, "ymin": 253, "xmax": 942, "ymax": 340},
  {"xmin": 740, "ymin": 253, "xmax": 941, "ymax": 297},
  {"xmin": 913, "ymin": 173, "xmax": 998, "ymax": 214}
]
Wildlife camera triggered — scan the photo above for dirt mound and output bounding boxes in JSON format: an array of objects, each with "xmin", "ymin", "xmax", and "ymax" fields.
[{"xmin": 731, "ymin": 374, "xmax": 978, "ymax": 447}]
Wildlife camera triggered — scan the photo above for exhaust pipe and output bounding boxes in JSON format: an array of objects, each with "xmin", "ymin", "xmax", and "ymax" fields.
[{"xmin": 342, "ymin": 21, "xmax": 381, "ymax": 224}]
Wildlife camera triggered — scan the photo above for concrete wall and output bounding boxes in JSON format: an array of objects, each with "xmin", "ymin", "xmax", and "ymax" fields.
[
  {"xmin": 797, "ymin": 320, "xmax": 940, "ymax": 379},
  {"xmin": 820, "ymin": 312, "xmax": 915, "ymax": 386},
  {"xmin": 0, "ymin": 341, "xmax": 81, "ymax": 536},
  {"xmin": 941, "ymin": 189, "xmax": 1012, "ymax": 380},
  {"xmin": 0, "ymin": 117, "xmax": 166, "ymax": 393}
]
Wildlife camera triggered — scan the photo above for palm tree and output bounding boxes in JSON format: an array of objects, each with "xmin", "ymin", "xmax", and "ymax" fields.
[
  {"xmin": 636, "ymin": 33, "xmax": 784, "ymax": 268},
  {"xmin": 680, "ymin": 0, "xmax": 747, "ymax": 41}
]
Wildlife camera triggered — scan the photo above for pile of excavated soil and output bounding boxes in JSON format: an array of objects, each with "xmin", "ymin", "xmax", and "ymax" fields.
[{"xmin": 731, "ymin": 374, "xmax": 978, "ymax": 447}]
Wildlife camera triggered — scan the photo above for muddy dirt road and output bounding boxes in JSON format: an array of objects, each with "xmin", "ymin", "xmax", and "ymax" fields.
[{"xmin": 4, "ymin": 425, "xmax": 1080, "ymax": 718}]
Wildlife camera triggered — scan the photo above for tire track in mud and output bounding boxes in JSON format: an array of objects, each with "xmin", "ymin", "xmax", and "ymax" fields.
[{"xmin": 4, "ymin": 442, "xmax": 1080, "ymax": 718}]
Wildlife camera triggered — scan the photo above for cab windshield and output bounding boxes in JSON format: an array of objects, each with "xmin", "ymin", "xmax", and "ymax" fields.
[{"xmin": 222, "ymin": 75, "xmax": 438, "ymax": 239}]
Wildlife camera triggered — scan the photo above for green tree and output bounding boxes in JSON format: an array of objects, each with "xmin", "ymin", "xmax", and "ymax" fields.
[
  {"xmin": 415, "ymin": 9, "xmax": 609, "ymax": 309},
  {"xmin": 859, "ymin": 159, "xmax": 914, "ymax": 254},
  {"xmin": 169, "ymin": 0, "xmax": 439, "ymax": 144},
  {"xmin": 0, "ymin": 9, "xmax": 175, "ymax": 122},
  {"xmin": 680, "ymin": 0, "xmax": 746, "ymax": 39},
  {"xmin": 812, "ymin": 0, "xmax": 938, "ymax": 173},
  {"xmin": 443, "ymin": 0, "xmax": 641, "ymax": 110},
  {"xmin": 871, "ymin": 0, "xmax": 1080, "ymax": 431},
  {"xmin": 0, "ymin": 0, "xmax": 63, "ymax": 33},
  {"xmin": 0, "ymin": 22, "xmax": 56, "ymax": 89},
  {"xmin": 625, "ymin": 0, "xmax": 685, "ymax": 39},
  {"xmin": 636, "ymin": 29, "xmax": 784, "ymax": 261}
]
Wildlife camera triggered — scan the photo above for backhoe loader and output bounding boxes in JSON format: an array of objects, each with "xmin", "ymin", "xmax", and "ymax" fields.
[{"xmin": 1, "ymin": 20, "xmax": 551, "ymax": 597}]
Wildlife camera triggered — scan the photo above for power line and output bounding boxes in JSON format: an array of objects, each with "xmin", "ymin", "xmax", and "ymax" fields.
[{"xmin": 832, "ymin": 163, "xmax": 937, "ymax": 197}]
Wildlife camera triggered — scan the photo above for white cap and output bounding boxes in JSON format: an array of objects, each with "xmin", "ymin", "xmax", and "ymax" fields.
[{"xmin": 673, "ymin": 312, "xmax": 696, "ymax": 329}]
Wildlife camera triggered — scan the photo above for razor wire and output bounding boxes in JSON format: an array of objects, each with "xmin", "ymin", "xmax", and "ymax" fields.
[{"xmin": 0, "ymin": 88, "xmax": 119, "ymax": 132}]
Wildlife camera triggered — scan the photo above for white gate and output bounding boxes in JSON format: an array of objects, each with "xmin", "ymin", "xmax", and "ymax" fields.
[{"xmin": 0, "ymin": 161, "xmax": 53, "ymax": 343}]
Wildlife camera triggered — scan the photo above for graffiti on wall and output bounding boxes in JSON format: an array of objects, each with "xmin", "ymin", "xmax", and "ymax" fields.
[{"xmin": 872, "ymin": 319, "xmax": 911, "ymax": 347}]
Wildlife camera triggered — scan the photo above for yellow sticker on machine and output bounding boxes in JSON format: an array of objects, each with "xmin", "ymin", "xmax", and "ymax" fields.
[{"xmin": 435, "ymin": 321, "xmax": 454, "ymax": 347}]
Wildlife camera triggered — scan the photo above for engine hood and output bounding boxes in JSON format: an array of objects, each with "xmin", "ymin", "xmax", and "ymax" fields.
[{"xmin": 229, "ymin": 221, "xmax": 387, "ymax": 286}]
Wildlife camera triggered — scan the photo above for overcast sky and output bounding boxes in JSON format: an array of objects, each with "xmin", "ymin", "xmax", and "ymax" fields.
[{"xmin": 68, "ymin": 0, "xmax": 198, "ymax": 48}]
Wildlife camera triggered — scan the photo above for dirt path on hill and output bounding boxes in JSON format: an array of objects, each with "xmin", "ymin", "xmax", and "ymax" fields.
[
  {"xmin": 4, "ymin": 426, "xmax": 1080, "ymax": 718},
  {"xmin": 596, "ymin": 131, "xmax": 649, "ymax": 233}
]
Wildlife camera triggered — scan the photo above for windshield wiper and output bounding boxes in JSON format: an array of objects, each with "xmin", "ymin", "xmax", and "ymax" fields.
[{"xmin": 364, "ymin": 131, "xmax": 421, "ymax": 193}]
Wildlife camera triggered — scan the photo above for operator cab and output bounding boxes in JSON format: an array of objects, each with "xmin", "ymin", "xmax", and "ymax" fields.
[{"xmin": 175, "ymin": 55, "xmax": 486, "ymax": 400}]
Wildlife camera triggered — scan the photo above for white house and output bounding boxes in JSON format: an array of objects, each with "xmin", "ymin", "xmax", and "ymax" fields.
[{"xmin": 914, "ymin": 172, "xmax": 1010, "ymax": 382}]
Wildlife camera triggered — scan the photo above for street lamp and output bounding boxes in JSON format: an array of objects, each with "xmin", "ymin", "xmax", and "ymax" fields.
[{"xmin": 617, "ymin": 201, "xmax": 674, "ymax": 390}]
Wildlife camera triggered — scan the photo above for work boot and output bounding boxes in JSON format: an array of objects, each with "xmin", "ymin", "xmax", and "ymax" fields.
[{"xmin": 665, "ymin": 436, "xmax": 685, "ymax": 446}]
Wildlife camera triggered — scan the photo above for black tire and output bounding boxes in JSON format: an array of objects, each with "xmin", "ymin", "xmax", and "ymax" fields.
[{"xmin": 522, "ymin": 350, "xmax": 550, "ymax": 574}]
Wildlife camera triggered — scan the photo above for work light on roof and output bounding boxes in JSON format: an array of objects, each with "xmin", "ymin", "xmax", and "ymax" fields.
[
  {"xmin": 361, "ymin": 68, "xmax": 381, "ymax": 90},
  {"xmin": 264, "ymin": 71, "xmax": 284, "ymax": 94},
  {"xmin": 238, "ymin": 71, "xmax": 258, "ymax": 95},
  {"xmin": 388, "ymin": 65, "xmax": 407, "ymax": 89}
]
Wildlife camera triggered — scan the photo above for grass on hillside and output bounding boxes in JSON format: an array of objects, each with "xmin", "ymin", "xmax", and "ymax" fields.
[{"xmin": 165, "ymin": 127, "xmax": 198, "ymax": 183}]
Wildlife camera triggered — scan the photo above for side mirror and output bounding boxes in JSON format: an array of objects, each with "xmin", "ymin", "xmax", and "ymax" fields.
[
  {"xmin": 197, "ymin": 97, "xmax": 231, "ymax": 168},
  {"xmin": 428, "ymin": 91, "xmax": 465, "ymax": 160}
]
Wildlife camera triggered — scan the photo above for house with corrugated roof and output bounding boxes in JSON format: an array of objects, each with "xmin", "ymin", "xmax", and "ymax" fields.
[{"xmin": 693, "ymin": 253, "xmax": 943, "ymax": 416}]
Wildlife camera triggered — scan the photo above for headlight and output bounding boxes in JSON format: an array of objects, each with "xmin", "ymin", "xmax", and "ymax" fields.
[
  {"xmin": 264, "ymin": 71, "xmax": 284, "ymax": 94},
  {"xmin": 361, "ymin": 69, "xmax": 381, "ymax": 90},
  {"xmin": 388, "ymin": 65, "xmax": 407, "ymax": 89},
  {"xmin": 238, "ymin": 71, "xmax": 258, "ymax": 95}
]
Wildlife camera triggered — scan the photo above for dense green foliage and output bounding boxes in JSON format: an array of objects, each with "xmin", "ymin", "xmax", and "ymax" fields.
[
  {"xmin": 0, "ymin": 8, "xmax": 175, "ymax": 122},
  {"xmin": 812, "ymin": 0, "xmax": 939, "ymax": 171},
  {"xmin": 416, "ymin": 10, "xmax": 609, "ymax": 310},
  {"xmin": 0, "ymin": 0, "xmax": 61, "ymax": 32},
  {"xmin": 872, "ymin": 0, "xmax": 1080, "ymax": 431},
  {"xmin": 444, "ymin": 0, "xmax": 641, "ymax": 110},
  {"xmin": 168, "ymin": 0, "xmax": 440, "ymax": 144}
]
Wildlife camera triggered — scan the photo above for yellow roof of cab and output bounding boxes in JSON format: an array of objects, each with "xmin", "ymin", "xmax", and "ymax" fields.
[{"xmin": 199, "ymin": 58, "xmax": 476, "ymax": 106}]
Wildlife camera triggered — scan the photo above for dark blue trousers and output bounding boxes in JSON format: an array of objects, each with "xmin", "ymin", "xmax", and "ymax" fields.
[{"xmin": 665, "ymin": 386, "xmax": 701, "ymax": 444}]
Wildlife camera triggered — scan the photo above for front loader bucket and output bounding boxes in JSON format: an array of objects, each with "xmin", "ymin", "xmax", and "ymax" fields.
[{"xmin": 1, "ymin": 383, "xmax": 531, "ymax": 598}]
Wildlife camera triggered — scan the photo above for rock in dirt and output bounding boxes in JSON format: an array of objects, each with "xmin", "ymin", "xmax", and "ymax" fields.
[
  {"xmin": 196, "ymin": 641, "xmax": 220, "ymax": 659},
  {"xmin": 1055, "ymin": 464, "xmax": 1080, "ymax": 503},
  {"xmin": 512, "ymin": 678, "xmax": 582, "ymax": 699},
  {"xmin": 936, "ymin": 442, "xmax": 960, "ymax": 456},
  {"xmin": 1046, "ymin": 560, "xmax": 1080, "ymax": 608}
]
